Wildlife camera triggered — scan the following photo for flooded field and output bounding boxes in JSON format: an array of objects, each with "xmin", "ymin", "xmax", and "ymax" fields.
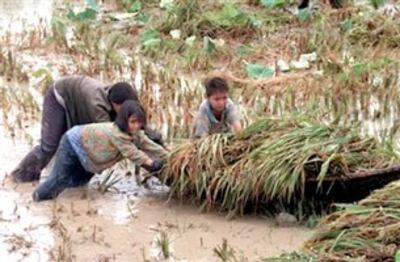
[
  {"xmin": 2, "ymin": 0, "xmax": 400, "ymax": 261},
  {"xmin": 0, "ymin": 124, "xmax": 310, "ymax": 261}
]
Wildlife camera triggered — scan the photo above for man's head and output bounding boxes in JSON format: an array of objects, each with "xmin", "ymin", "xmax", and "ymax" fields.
[
  {"xmin": 108, "ymin": 82, "xmax": 138, "ymax": 113},
  {"xmin": 205, "ymin": 77, "xmax": 229, "ymax": 113}
]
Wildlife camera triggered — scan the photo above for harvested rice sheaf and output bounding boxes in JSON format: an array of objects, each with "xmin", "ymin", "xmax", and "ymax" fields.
[
  {"xmin": 266, "ymin": 181, "xmax": 400, "ymax": 261},
  {"xmin": 159, "ymin": 115, "xmax": 399, "ymax": 216}
]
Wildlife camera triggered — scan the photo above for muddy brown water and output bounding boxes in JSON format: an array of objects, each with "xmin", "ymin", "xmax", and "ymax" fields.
[{"xmin": 0, "ymin": 123, "xmax": 310, "ymax": 261}]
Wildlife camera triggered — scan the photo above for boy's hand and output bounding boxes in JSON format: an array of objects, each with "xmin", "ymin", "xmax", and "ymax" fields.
[{"xmin": 232, "ymin": 121, "xmax": 242, "ymax": 134}]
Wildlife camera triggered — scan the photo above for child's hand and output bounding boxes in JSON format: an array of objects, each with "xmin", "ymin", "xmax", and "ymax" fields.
[
  {"xmin": 140, "ymin": 159, "xmax": 165, "ymax": 173},
  {"xmin": 150, "ymin": 159, "xmax": 166, "ymax": 173},
  {"xmin": 163, "ymin": 144, "xmax": 171, "ymax": 151}
]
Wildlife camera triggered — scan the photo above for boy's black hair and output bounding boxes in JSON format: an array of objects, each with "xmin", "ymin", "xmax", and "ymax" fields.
[
  {"xmin": 108, "ymin": 82, "xmax": 138, "ymax": 104},
  {"xmin": 115, "ymin": 100, "xmax": 147, "ymax": 134},
  {"xmin": 205, "ymin": 77, "xmax": 229, "ymax": 97}
]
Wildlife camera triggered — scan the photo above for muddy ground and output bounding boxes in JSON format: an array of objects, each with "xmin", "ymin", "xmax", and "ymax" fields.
[{"xmin": 0, "ymin": 123, "xmax": 310, "ymax": 261}]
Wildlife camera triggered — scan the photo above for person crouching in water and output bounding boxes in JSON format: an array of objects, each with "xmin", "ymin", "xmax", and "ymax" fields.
[
  {"xmin": 33, "ymin": 100, "xmax": 167, "ymax": 201},
  {"xmin": 191, "ymin": 76, "xmax": 242, "ymax": 139}
]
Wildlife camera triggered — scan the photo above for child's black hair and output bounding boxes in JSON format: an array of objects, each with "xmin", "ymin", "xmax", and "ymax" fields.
[
  {"xmin": 205, "ymin": 77, "xmax": 229, "ymax": 97},
  {"xmin": 108, "ymin": 82, "xmax": 138, "ymax": 104},
  {"xmin": 115, "ymin": 100, "xmax": 147, "ymax": 134}
]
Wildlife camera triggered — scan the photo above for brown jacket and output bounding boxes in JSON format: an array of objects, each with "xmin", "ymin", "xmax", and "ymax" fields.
[
  {"xmin": 54, "ymin": 75, "xmax": 113, "ymax": 128},
  {"xmin": 54, "ymin": 75, "xmax": 165, "ymax": 146}
]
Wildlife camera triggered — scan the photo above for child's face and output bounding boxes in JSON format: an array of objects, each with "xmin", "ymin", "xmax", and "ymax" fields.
[
  {"xmin": 208, "ymin": 92, "xmax": 228, "ymax": 113},
  {"xmin": 128, "ymin": 116, "xmax": 143, "ymax": 133},
  {"xmin": 112, "ymin": 102, "xmax": 123, "ymax": 113}
]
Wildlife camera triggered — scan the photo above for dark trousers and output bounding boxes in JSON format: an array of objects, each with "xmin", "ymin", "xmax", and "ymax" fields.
[
  {"xmin": 33, "ymin": 135, "xmax": 94, "ymax": 201},
  {"xmin": 12, "ymin": 86, "xmax": 67, "ymax": 182}
]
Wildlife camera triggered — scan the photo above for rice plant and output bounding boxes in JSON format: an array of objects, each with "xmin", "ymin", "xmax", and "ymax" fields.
[
  {"xmin": 95, "ymin": 170, "xmax": 122, "ymax": 194},
  {"xmin": 263, "ymin": 252, "xmax": 316, "ymax": 262},
  {"xmin": 213, "ymin": 239, "xmax": 239, "ymax": 262},
  {"xmin": 265, "ymin": 179, "xmax": 400, "ymax": 261},
  {"xmin": 303, "ymin": 181, "xmax": 400, "ymax": 261},
  {"xmin": 156, "ymin": 231, "xmax": 171, "ymax": 259},
  {"xmin": 0, "ymin": 82, "xmax": 40, "ymax": 139},
  {"xmin": 159, "ymin": 113, "xmax": 400, "ymax": 217},
  {"xmin": 0, "ymin": 49, "xmax": 28, "ymax": 82}
]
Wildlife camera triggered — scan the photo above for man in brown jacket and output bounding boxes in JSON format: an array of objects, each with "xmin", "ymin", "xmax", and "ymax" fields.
[{"xmin": 11, "ymin": 75, "xmax": 163, "ymax": 182}]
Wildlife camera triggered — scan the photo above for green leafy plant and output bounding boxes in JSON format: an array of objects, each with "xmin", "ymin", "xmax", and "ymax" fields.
[
  {"xmin": 370, "ymin": 0, "xmax": 385, "ymax": 9},
  {"xmin": 140, "ymin": 28, "xmax": 162, "ymax": 50},
  {"xmin": 129, "ymin": 0, "xmax": 142, "ymax": 12},
  {"xmin": 245, "ymin": 63, "xmax": 275, "ymax": 78},
  {"xmin": 260, "ymin": 0, "xmax": 286, "ymax": 9},
  {"xmin": 67, "ymin": 0, "xmax": 98, "ymax": 21},
  {"xmin": 205, "ymin": 4, "xmax": 260, "ymax": 29}
]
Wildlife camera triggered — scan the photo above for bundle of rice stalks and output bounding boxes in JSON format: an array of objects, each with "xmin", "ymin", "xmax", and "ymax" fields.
[
  {"xmin": 271, "ymin": 181, "xmax": 400, "ymax": 261},
  {"xmin": 159, "ymin": 114, "xmax": 399, "ymax": 216}
]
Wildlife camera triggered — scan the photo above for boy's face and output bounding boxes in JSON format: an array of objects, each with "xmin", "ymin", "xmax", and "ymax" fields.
[
  {"xmin": 128, "ymin": 116, "xmax": 143, "ymax": 133},
  {"xmin": 112, "ymin": 102, "xmax": 123, "ymax": 113},
  {"xmin": 208, "ymin": 92, "xmax": 228, "ymax": 113}
]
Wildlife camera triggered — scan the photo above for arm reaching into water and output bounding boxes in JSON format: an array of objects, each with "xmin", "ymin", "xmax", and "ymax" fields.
[{"xmin": 134, "ymin": 131, "xmax": 169, "ymax": 159}]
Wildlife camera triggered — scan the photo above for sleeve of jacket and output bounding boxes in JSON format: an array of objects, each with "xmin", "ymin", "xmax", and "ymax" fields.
[
  {"xmin": 226, "ymin": 102, "xmax": 240, "ymax": 125},
  {"xmin": 192, "ymin": 110, "xmax": 210, "ymax": 139},
  {"xmin": 143, "ymin": 126, "xmax": 164, "ymax": 146},
  {"xmin": 111, "ymin": 132, "xmax": 153, "ymax": 166},
  {"xmin": 134, "ymin": 131, "xmax": 168, "ymax": 159}
]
